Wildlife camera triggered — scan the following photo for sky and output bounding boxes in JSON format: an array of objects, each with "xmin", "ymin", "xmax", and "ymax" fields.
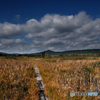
[{"xmin": 0, "ymin": 0, "xmax": 100, "ymax": 53}]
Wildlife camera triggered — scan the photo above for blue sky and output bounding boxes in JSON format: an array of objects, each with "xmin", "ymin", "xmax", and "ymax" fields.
[
  {"xmin": 0, "ymin": 0, "xmax": 100, "ymax": 23},
  {"xmin": 0, "ymin": 0, "xmax": 100, "ymax": 53}
]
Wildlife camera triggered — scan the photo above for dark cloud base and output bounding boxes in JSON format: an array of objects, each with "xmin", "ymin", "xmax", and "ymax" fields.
[{"xmin": 0, "ymin": 12, "xmax": 100, "ymax": 53}]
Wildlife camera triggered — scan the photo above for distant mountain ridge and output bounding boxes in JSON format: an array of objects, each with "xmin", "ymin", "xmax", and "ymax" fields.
[
  {"xmin": 29, "ymin": 49, "xmax": 100, "ymax": 56},
  {"xmin": 39, "ymin": 49, "xmax": 100, "ymax": 55},
  {"xmin": 0, "ymin": 49, "xmax": 100, "ymax": 56},
  {"xmin": 0, "ymin": 52, "xmax": 7, "ymax": 56}
]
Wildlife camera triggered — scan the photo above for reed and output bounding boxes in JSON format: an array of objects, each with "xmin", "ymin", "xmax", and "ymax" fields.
[{"xmin": 0, "ymin": 56, "xmax": 100, "ymax": 100}]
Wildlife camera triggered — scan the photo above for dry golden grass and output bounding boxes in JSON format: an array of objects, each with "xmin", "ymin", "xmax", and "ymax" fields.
[
  {"xmin": 0, "ymin": 57, "xmax": 39, "ymax": 100},
  {"xmin": 0, "ymin": 56, "xmax": 100, "ymax": 100},
  {"xmin": 35, "ymin": 58, "xmax": 100, "ymax": 100}
]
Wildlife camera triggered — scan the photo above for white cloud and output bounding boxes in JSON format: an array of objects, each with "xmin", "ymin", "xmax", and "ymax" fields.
[
  {"xmin": 0, "ymin": 11, "xmax": 100, "ymax": 53},
  {"xmin": 0, "ymin": 39, "xmax": 24, "ymax": 45}
]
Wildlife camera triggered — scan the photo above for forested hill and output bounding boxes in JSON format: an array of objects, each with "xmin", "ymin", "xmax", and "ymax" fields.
[
  {"xmin": 0, "ymin": 49, "xmax": 100, "ymax": 56},
  {"xmin": 28, "ymin": 49, "xmax": 100, "ymax": 56}
]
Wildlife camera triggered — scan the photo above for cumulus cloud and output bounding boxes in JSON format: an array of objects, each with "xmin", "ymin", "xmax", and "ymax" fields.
[
  {"xmin": 0, "ymin": 11, "xmax": 100, "ymax": 53},
  {"xmin": 0, "ymin": 39, "xmax": 24, "ymax": 45}
]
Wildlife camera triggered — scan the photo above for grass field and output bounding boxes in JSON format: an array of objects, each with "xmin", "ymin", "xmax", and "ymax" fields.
[{"xmin": 0, "ymin": 56, "xmax": 100, "ymax": 100}]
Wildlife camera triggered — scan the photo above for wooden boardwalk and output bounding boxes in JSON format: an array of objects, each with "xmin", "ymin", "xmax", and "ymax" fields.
[{"xmin": 34, "ymin": 64, "xmax": 48, "ymax": 100}]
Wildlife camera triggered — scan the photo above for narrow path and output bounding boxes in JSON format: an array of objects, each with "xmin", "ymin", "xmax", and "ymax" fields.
[{"xmin": 34, "ymin": 64, "xmax": 48, "ymax": 100}]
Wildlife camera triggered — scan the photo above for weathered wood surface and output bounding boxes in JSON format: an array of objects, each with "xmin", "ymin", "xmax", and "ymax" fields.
[{"xmin": 34, "ymin": 64, "xmax": 48, "ymax": 100}]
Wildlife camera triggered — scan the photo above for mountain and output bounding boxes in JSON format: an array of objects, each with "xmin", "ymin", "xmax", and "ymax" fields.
[
  {"xmin": 30, "ymin": 49, "xmax": 100, "ymax": 56},
  {"xmin": 0, "ymin": 49, "xmax": 100, "ymax": 56},
  {"xmin": 0, "ymin": 52, "xmax": 7, "ymax": 56}
]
